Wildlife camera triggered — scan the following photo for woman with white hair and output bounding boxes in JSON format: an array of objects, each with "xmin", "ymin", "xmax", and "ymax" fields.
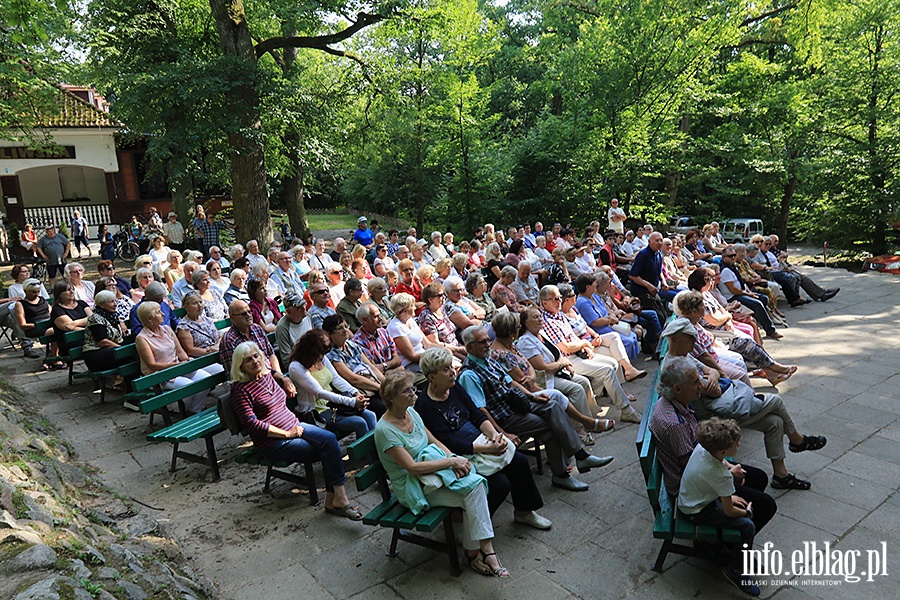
[
  {"xmin": 64, "ymin": 262, "xmax": 95, "ymax": 308},
  {"xmin": 229, "ymin": 244, "xmax": 245, "ymax": 261},
  {"xmin": 387, "ymin": 293, "xmax": 427, "ymax": 372},
  {"xmin": 135, "ymin": 301, "xmax": 216, "ymax": 413},
  {"xmin": 428, "ymin": 231, "xmax": 449, "ymax": 263},
  {"xmin": 490, "ymin": 266, "xmax": 523, "ymax": 313},
  {"xmin": 443, "ymin": 276, "xmax": 485, "ymax": 331},
  {"xmin": 230, "ymin": 341, "xmax": 359, "ymax": 519},
  {"xmin": 82, "ymin": 289, "xmax": 128, "ymax": 372},
  {"xmin": 194, "ymin": 268, "xmax": 228, "ymax": 320},
  {"xmin": 224, "ymin": 268, "xmax": 250, "ymax": 305},
  {"xmin": 250, "ymin": 260, "xmax": 280, "ymax": 299},
  {"xmin": 130, "ymin": 267, "xmax": 155, "ymax": 303}
]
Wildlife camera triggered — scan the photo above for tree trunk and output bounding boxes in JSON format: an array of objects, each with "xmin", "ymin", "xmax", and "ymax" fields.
[
  {"xmin": 867, "ymin": 25, "xmax": 887, "ymax": 254},
  {"xmin": 209, "ymin": 0, "xmax": 273, "ymax": 246},
  {"xmin": 778, "ymin": 171, "xmax": 796, "ymax": 244},
  {"xmin": 284, "ymin": 133, "xmax": 311, "ymax": 242},
  {"xmin": 168, "ymin": 167, "xmax": 195, "ymax": 227}
]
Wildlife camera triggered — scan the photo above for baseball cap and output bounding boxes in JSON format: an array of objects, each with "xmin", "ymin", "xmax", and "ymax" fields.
[
  {"xmin": 660, "ymin": 318, "xmax": 697, "ymax": 339},
  {"xmin": 167, "ymin": 211, "xmax": 176, "ymax": 217}
]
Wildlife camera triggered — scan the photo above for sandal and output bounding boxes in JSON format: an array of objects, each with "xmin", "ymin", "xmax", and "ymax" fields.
[
  {"xmin": 588, "ymin": 418, "xmax": 615, "ymax": 433},
  {"xmin": 480, "ymin": 550, "xmax": 510, "ymax": 578},
  {"xmin": 324, "ymin": 504, "xmax": 363, "ymax": 521},
  {"xmin": 581, "ymin": 433, "xmax": 596, "ymax": 446},
  {"xmin": 625, "ymin": 370, "xmax": 647, "ymax": 382},
  {"xmin": 789, "ymin": 435, "xmax": 827, "ymax": 453},
  {"xmin": 465, "ymin": 551, "xmax": 492, "ymax": 576},
  {"xmin": 771, "ymin": 473, "xmax": 811, "ymax": 490}
]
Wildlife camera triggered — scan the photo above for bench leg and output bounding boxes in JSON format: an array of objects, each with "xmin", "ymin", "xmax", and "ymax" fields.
[
  {"xmin": 205, "ymin": 435, "xmax": 220, "ymax": 482},
  {"xmin": 534, "ymin": 439, "xmax": 544, "ymax": 475},
  {"xmin": 653, "ymin": 539, "xmax": 673, "ymax": 572},
  {"xmin": 388, "ymin": 529, "xmax": 401, "ymax": 558},
  {"xmin": 68, "ymin": 362, "xmax": 74, "ymax": 386},
  {"xmin": 442, "ymin": 514, "xmax": 461, "ymax": 576},
  {"xmin": 170, "ymin": 442, "xmax": 180, "ymax": 473},
  {"xmin": 304, "ymin": 462, "xmax": 318, "ymax": 506},
  {"xmin": 264, "ymin": 465, "xmax": 274, "ymax": 494}
]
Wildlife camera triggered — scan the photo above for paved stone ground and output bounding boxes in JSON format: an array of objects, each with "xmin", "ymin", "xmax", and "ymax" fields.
[{"xmin": 1, "ymin": 262, "xmax": 898, "ymax": 599}]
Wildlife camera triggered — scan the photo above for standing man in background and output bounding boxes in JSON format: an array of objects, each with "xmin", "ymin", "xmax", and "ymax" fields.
[
  {"xmin": 607, "ymin": 198, "xmax": 627, "ymax": 234},
  {"xmin": 162, "ymin": 211, "xmax": 185, "ymax": 252}
]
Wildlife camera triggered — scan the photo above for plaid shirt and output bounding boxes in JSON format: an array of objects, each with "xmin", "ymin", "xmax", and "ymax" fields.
[
  {"xmin": 197, "ymin": 220, "xmax": 226, "ymax": 247},
  {"xmin": 221, "ymin": 323, "xmax": 274, "ymax": 372},
  {"xmin": 352, "ymin": 326, "xmax": 397, "ymax": 365},
  {"xmin": 541, "ymin": 309, "xmax": 579, "ymax": 355},
  {"xmin": 648, "ymin": 395, "xmax": 698, "ymax": 495}
]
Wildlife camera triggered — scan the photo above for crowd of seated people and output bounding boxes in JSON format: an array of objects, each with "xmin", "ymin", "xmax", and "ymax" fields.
[{"xmin": 0, "ymin": 210, "xmax": 842, "ymax": 585}]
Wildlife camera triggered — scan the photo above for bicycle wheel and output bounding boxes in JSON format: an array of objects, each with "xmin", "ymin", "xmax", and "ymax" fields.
[
  {"xmin": 118, "ymin": 242, "xmax": 140, "ymax": 262},
  {"xmin": 32, "ymin": 261, "xmax": 48, "ymax": 283}
]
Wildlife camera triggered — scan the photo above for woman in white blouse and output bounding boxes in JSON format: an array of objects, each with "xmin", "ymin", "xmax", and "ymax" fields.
[
  {"xmin": 64, "ymin": 262, "xmax": 95, "ymax": 308},
  {"xmin": 386, "ymin": 293, "xmax": 428, "ymax": 373}
]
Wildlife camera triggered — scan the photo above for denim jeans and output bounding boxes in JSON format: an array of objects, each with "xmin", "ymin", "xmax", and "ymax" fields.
[
  {"xmin": 322, "ymin": 408, "xmax": 377, "ymax": 439},
  {"xmin": 685, "ymin": 498, "xmax": 756, "ymax": 571},
  {"xmin": 262, "ymin": 424, "xmax": 346, "ymax": 491}
]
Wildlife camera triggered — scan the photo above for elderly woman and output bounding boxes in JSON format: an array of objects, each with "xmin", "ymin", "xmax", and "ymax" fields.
[
  {"xmin": 450, "ymin": 252, "xmax": 470, "ymax": 280},
  {"xmin": 387, "ymin": 293, "xmax": 428, "ymax": 373},
  {"xmin": 149, "ymin": 236, "xmax": 171, "ymax": 278},
  {"xmin": 433, "ymin": 258, "xmax": 452, "ymax": 283},
  {"xmin": 533, "ymin": 235, "xmax": 553, "ymax": 267},
  {"xmin": 247, "ymin": 277, "xmax": 281, "ymax": 333},
  {"xmin": 163, "ymin": 250, "xmax": 184, "ymax": 291},
  {"xmin": 64, "ymin": 262, "xmax": 95, "ymax": 308},
  {"xmin": 250, "ymin": 261, "xmax": 280, "ymax": 300},
  {"xmin": 675, "ymin": 290, "xmax": 795, "ymax": 387},
  {"xmin": 193, "ymin": 268, "xmax": 228, "ymax": 321},
  {"xmin": 7, "ymin": 264, "xmax": 49, "ymax": 300},
  {"xmin": 336, "ymin": 251, "xmax": 353, "ymax": 281},
  {"xmin": 366, "ymin": 277, "xmax": 393, "ymax": 322},
  {"xmin": 288, "ymin": 329, "xmax": 376, "ymax": 439},
  {"xmin": 130, "ymin": 267, "xmax": 155, "ymax": 303},
  {"xmin": 427, "ymin": 231, "xmax": 449, "ymax": 263},
  {"xmin": 135, "ymin": 301, "xmax": 216, "ymax": 413},
  {"xmin": 230, "ymin": 341, "xmax": 360, "ymax": 520},
  {"xmin": 130, "ymin": 255, "xmax": 159, "ymax": 288},
  {"xmin": 229, "ymin": 244, "xmax": 245, "ymax": 261},
  {"xmin": 223, "ymin": 268, "xmax": 250, "ymax": 306},
  {"xmin": 562, "ymin": 281, "xmax": 646, "ymax": 381},
  {"xmin": 574, "ymin": 273, "xmax": 640, "ymax": 361},
  {"xmin": 417, "ymin": 282, "xmax": 467, "ymax": 360},
  {"xmin": 417, "ymin": 346, "xmax": 552, "ymax": 530},
  {"xmin": 322, "ymin": 314, "xmax": 387, "ymax": 418},
  {"xmin": 13, "ymin": 279, "xmax": 53, "ymax": 362},
  {"xmin": 96, "ymin": 276, "xmax": 135, "ymax": 326},
  {"xmin": 82, "ymin": 290, "xmax": 129, "ymax": 372},
  {"xmin": 661, "ymin": 238, "xmax": 690, "ymax": 290},
  {"xmin": 350, "ymin": 244, "xmax": 374, "ymax": 279},
  {"xmin": 206, "ymin": 260, "xmax": 230, "ymax": 294},
  {"xmin": 688, "ymin": 267, "xmax": 762, "ymax": 343},
  {"xmin": 176, "ymin": 291, "xmax": 225, "ymax": 372},
  {"xmin": 443, "ymin": 276, "xmax": 485, "ymax": 331},
  {"xmin": 395, "ymin": 259, "xmax": 422, "ymax": 304},
  {"xmin": 416, "ymin": 265, "xmax": 436, "ymax": 290},
  {"xmin": 290, "ymin": 244, "xmax": 311, "ymax": 280},
  {"xmin": 490, "ymin": 265, "xmax": 524, "ymax": 313},
  {"xmin": 546, "ymin": 247, "xmax": 571, "ymax": 286},
  {"xmin": 466, "ymin": 273, "xmax": 497, "ymax": 324},
  {"xmin": 490, "ymin": 312, "xmax": 612, "ymax": 444},
  {"xmin": 739, "ymin": 244, "xmax": 789, "ymax": 322},
  {"xmin": 376, "ymin": 369, "xmax": 509, "ymax": 577}
]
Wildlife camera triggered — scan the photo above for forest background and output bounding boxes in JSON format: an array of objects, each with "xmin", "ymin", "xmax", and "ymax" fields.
[{"xmin": 2, "ymin": 0, "xmax": 898, "ymax": 251}]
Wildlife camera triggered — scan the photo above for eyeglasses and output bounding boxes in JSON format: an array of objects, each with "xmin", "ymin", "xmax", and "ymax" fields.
[
  {"xmin": 233, "ymin": 311, "xmax": 252, "ymax": 318},
  {"xmin": 545, "ymin": 296, "xmax": 562, "ymax": 302},
  {"xmin": 312, "ymin": 289, "xmax": 330, "ymax": 295},
  {"xmin": 470, "ymin": 338, "xmax": 491, "ymax": 346},
  {"xmin": 103, "ymin": 266, "xmax": 115, "ymax": 271},
  {"xmin": 402, "ymin": 386, "xmax": 418, "ymax": 396},
  {"xmin": 723, "ymin": 253, "xmax": 736, "ymax": 258}
]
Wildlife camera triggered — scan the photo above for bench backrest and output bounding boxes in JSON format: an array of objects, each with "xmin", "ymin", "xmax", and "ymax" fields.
[
  {"xmin": 132, "ymin": 351, "xmax": 223, "ymax": 392},
  {"xmin": 347, "ymin": 431, "xmax": 390, "ymax": 499},
  {"xmin": 139, "ymin": 370, "xmax": 228, "ymax": 414}
]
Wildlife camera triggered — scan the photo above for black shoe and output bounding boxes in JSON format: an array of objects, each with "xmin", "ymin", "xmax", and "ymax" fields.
[
  {"xmin": 819, "ymin": 288, "xmax": 839, "ymax": 301},
  {"xmin": 723, "ymin": 565, "xmax": 760, "ymax": 597},
  {"xmin": 24, "ymin": 348, "xmax": 40, "ymax": 359}
]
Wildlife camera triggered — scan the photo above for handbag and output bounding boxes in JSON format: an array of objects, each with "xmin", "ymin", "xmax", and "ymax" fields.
[{"xmin": 467, "ymin": 434, "xmax": 517, "ymax": 476}]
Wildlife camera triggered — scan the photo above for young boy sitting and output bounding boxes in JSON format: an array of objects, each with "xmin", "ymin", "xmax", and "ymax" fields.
[{"xmin": 678, "ymin": 417, "xmax": 761, "ymax": 597}]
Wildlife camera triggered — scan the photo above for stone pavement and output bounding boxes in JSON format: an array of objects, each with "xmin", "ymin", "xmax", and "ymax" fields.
[{"xmin": 1, "ymin": 263, "xmax": 898, "ymax": 599}]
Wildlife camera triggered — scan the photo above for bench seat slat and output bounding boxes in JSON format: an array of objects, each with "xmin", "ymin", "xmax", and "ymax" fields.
[{"xmin": 414, "ymin": 506, "xmax": 453, "ymax": 532}]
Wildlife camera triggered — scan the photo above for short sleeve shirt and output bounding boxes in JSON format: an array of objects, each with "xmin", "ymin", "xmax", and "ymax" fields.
[
  {"xmin": 677, "ymin": 445, "xmax": 735, "ymax": 515},
  {"xmin": 541, "ymin": 309, "xmax": 577, "ymax": 354},
  {"xmin": 38, "ymin": 234, "xmax": 69, "ymax": 264},
  {"xmin": 221, "ymin": 324, "xmax": 274, "ymax": 372},
  {"xmin": 718, "ymin": 268, "xmax": 741, "ymax": 297},
  {"xmin": 374, "ymin": 408, "xmax": 429, "ymax": 509}
]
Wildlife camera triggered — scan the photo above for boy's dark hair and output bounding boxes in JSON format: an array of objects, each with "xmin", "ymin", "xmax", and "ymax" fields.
[{"xmin": 697, "ymin": 417, "xmax": 741, "ymax": 454}]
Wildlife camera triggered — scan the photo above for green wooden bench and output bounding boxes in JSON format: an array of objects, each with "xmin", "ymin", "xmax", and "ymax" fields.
[
  {"xmin": 347, "ymin": 431, "xmax": 461, "ymax": 576},
  {"xmin": 636, "ymin": 364, "xmax": 741, "ymax": 572},
  {"xmin": 71, "ymin": 342, "xmax": 139, "ymax": 402},
  {"xmin": 233, "ymin": 447, "xmax": 319, "ymax": 505}
]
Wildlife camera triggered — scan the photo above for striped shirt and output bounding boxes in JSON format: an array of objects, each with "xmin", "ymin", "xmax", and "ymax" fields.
[
  {"xmin": 352, "ymin": 327, "xmax": 397, "ymax": 365},
  {"xmin": 231, "ymin": 374, "xmax": 298, "ymax": 450}
]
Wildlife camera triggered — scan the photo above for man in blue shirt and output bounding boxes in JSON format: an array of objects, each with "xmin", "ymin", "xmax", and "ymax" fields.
[
  {"xmin": 628, "ymin": 232, "xmax": 677, "ymax": 300},
  {"xmin": 352, "ymin": 216, "xmax": 375, "ymax": 249}
]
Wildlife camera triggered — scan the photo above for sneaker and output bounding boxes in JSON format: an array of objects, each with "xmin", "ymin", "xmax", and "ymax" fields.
[
  {"xmin": 122, "ymin": 400, "xmax": 141, "ymax": 412},
  {"xmin": 23, "ymin": 347, "xmax": 40, "ymax": 359},
  {"xmin": 723, "ymin": 565, "xmax": 760, "ymax": 597},
  {"xmin": 620, "ymin": 410, "xmax": 642, "ymax": 424}
]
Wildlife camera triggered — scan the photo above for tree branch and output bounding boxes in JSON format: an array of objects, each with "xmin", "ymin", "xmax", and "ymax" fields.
[
  {"xmin": 320, "ymin": 46, "xmax": 379, "ymax": 91},
  {"xmin": 740, "ymin": 3, "xmax": 798, "ymax": 28},
  {"xmin": 254, "ymin": 12, "xmax": 385, "ymax": 58}
]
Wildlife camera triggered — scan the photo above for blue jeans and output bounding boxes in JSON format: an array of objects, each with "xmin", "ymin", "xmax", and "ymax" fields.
[
  {"xmin": 731, "ymin": 294, "xmax": 776, "ymax": 335},
  {"xmin": 262, "ymin": 425, "xmax": 346, "ymax": 491},
  {"xmin": 324, "ymin": 408, "xmax": 377, "ymax": 439}
]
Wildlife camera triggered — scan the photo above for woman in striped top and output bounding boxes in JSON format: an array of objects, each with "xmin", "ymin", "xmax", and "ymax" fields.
[{"xmin": 229, "ymin": 341, "xmax": 362, "ymax": 520}]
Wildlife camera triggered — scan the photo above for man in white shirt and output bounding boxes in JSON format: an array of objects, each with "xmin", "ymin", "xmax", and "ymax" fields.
[
  {"xmin": 272, "ymin": 251, "xmax": 305, "ymax": 295},
  {"xmin": 245, "ymin": 239, "xmax": 267, "ymax": 271},
  {"xmin": 162, "ymin": 212, "xmax": 185, "ymax": 252},
  {"xmin": 170, "ymin": 261, "xmax": 199, "ymax": 308},
  {"xmin": 510, "ymin": 262, "xmax": 539, "ymax": 306},
  {"xmin": 607, "ymin": 198, "xmax": 627, "ymax": 233},
  {"xmin": 631, "ymin": 226, "xmax": 648, "ymax": 252}
]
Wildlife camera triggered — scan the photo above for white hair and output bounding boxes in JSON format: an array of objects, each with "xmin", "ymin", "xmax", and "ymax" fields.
[{"xmin": 231, "ymin": 341, "xmax": 269, "ymax": 383}]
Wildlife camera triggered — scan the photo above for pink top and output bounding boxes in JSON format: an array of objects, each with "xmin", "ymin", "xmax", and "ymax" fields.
[{"xmin": 137, "ymin": 325, "xmax": 179, "ymax": 375}]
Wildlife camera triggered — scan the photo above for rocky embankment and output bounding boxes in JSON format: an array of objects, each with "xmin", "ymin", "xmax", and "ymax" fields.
[{"xmin": 0, "ymin": 378, "xmax": 214, "ymax": 600}]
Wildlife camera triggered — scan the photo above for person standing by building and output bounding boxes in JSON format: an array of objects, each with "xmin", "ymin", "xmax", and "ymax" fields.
[
  {"xmin": 70, "ymin": 210, "xmax": 90, "ymax": 258},
  {"xmin": 162, "ymin": 211, "xmax": 185, "ymax": 252},
  {"xmin": 37, "ymin": 224, "xmax": 71, "ymax": 288}
]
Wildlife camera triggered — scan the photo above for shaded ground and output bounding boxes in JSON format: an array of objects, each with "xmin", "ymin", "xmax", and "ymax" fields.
[{"xmin": 0, "ymin": 259, "xmax": 898, "ymax": 599}]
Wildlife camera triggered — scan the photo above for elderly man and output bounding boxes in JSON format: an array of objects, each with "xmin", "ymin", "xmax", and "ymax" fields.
[
  {"xmin": 162, "ymin": 211, "xmax": 185, "ymax": 252},
  {"xmin": 661, "ymin": 318, "xmax": 826, "ymax": 490},
  {"xmin": 392, "ymin": 244, "xmax": 411, "ymax": 267},
  {"xmin": 222, "ymin": 300, "xmax": 296, "ymax": 395},
  {"xmin": 272, "ymin": 251, "xmax": 305, "ymax": 295},
  {"xmin": 329, "ymin": 237, "xmax": 347, "ymax": 262},
  {"xmin": 457, "ymin": 326, "xmax": 613, "ymax": 491},
  {"xmin": 352, "ymin": 302, "xmax": 403, "ymax": 373},
  {"xmin": 510, "ymin": 262, "xmax": 539, "ymax": 307},
  {"xmin": 275, "ymin": 292, "xmax": 312, "ymax": 365},
  {"xmin": 208, "ymin": 246, "xmax": 230, "ymax": 270},
  {"xmin": 307, "ymin": 282, "xmax": 337, "ymax": 329},
  {"xmin": 245, "ymin": 239, "xmax": 267, "ymax": 271},
  {"xmin": 170, "ymin": 261, "xmax": 199, "ymax": 308},
  {"xmin": 607, "ymin": 198, "xmax": 627, "ymax": 234},
  {"xmin": 759, "ymin": 235, "xmax": 838, "ymax": 302},
  {"xmin": 130, "ymin": 281, "xmax": 178, "ymax": 335},
  {"xmin": 539, "ymin": 285, "xmax": 642, "ymax": 423},
  {"xmin": 336, "ymin": 278, "xmax": 364, "ymax": 332}
]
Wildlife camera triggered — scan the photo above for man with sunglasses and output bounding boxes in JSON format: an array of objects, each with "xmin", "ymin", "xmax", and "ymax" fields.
[
  {"xmin": 307, "ymin": 283, "xmax": 337, "ymax": 329},
  {"xmin": 222, "ymin": 300, "xmax": 296, "ymax": 396}
]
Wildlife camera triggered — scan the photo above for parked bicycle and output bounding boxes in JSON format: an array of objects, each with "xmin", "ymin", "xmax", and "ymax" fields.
[{"xmin": 114, "ymin": 225, "xmax": 140, "ymax": 262}]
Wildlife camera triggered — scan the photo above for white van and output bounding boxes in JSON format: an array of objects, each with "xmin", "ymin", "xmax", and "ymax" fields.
[{"xmin": 722, "ymin": 218, "xmax": 764, "ymax": 243}]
